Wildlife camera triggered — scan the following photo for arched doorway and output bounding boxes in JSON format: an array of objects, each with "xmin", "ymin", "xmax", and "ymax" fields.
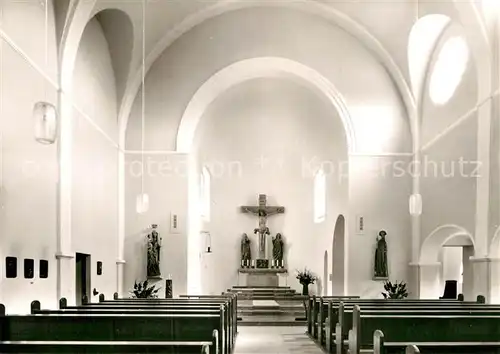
[
  {"xmin": 332, "ymin": 215, "xmax": 346, "ymax": 295},
  {"xmin": 419, "ymin": 225, "xmax": 475, "ymax": 300}
]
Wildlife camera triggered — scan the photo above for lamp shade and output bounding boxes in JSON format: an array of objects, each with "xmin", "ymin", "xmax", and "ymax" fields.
[
  {"xmin": 33, "ymin": 102, "xmax": 57, "ymax": 144},
  {"xmin": 136, "ymin": 193, "xmax": 149, "ymax": 214},
  {"xmin": 409, "ymin": 193, "xmax": 422, "ymax": 216}
]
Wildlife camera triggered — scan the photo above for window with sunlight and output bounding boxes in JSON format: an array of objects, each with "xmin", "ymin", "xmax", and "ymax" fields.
[
  {"xmin": 314, "ymin": 168, "xmax": 326, "ymax": 223},
  {"xmin": 200, "ymin": 167, "xmax": 211, "ymax": 221},
  {"xmin": 429, "ymin": 36, "xmax": 469, "ymax": 105}
]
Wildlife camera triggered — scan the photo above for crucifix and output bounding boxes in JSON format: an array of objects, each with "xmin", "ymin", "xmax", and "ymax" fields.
[{"xmin": 241, "ymin": 194, "xmax": 285, "ymax": 259}]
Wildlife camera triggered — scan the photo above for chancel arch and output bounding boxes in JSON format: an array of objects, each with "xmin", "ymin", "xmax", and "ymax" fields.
[{"xmin": 176, "ymin": 57, "xmax": 356, "ymax": 154}]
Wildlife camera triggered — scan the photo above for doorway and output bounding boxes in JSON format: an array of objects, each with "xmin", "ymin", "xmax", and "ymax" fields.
[
  {"xmin": 332, "ymin": 215, "xmax": 346, "ymax": 295},
  {"xmin": 75, "ymin": 253, "xmax": 91, "ymax": 305}
]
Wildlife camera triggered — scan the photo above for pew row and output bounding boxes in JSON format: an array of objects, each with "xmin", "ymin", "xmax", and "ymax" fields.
[
  {"xmin": 307, "ymin": 296, "xmax": 498, "ymax": 341},
  {"xmin": 87, "ymin": 295, "xmax": 237, "ymax": 351},
  {"xmin": 347, "ymin": 305, "xmax": 500, "ymax": 354},
  {"xmin": 0, "ymin": 302, "xmax": 225, "ymax": 354},
  {"xmin": 108, "ymin": 293, "xmax": 238, "ymax": 338}
]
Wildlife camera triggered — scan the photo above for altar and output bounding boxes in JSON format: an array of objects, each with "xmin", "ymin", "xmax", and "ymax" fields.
[{"xmin": 238, "ymin": 268, "xmax": 288, "ymax": 287}]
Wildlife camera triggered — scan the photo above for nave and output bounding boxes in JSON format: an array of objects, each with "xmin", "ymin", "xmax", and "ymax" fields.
[
  {"xmin": 233, "ymin": 327, "xmax": 323, "ymax": 354},
  {"xmin": 3, "ymin": 0, "xmax": 500, "ymax": 352}
]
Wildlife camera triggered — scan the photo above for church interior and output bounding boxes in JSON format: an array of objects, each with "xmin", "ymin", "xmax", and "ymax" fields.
[{"xmin": 1, "ymin": 0, "xmax": 500, "ymax": 352}]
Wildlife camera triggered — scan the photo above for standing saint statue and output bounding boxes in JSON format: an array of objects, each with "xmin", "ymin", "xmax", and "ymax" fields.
[
  {"xmin": 272, "ymin": 233, "xmax": 284, "ymax": 266},
  {"xmin": 374, "ymin": 230, "xmax": 388, "ymax": 279},
  {"xmin": 147, "ymin": 224, "xmax": 162, "ymax": 278},
  {"xmin": 241, "ymin": 233, "xmax": 252, "ymax": 266}
]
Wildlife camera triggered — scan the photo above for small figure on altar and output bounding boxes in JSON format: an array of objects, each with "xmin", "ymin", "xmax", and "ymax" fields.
[
  {"xmin": 241, "ymin": 233, "xmax": 252, "ymax": 267},
  {"xmin": 272, "ymin": 233, "xmax": 284, "ymax": 268}
]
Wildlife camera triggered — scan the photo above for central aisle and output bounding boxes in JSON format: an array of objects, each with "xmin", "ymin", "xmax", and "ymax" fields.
[{"xmin": 233, "ymin": 326, "xmax": 324, "ymax": 354}]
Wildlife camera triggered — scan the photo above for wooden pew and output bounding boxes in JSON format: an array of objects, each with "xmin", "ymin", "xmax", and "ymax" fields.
[
  {"xmin": 348, "ymin": 305, "xmax": 500, "ymax": 354},
  {"xmin": 316, "ymin": 299, "xmax": 500, "ymax": 353},
  {"xmin": 0, "ymin": 303, "xmax": 220, "ymax": 353},
  {"xmin": 96, "ymin": 296, "xmax": 235, "ymax": 350},
  {"xmin": 71, "ymin": 300, "xmax": 233, "ymax": 353},
  {"xmin": 309, "ymin": 295, "xmax": 492, "ymax": 341}
]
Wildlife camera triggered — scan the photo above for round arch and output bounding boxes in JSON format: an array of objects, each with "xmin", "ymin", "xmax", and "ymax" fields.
[
  {"xmin": 332, "ymin": 214, "xmax": 346, "ymax": 296},
  {"xmin": 117, "ymin": 0, "xmax": 416, "ymax": 149},
  {"xmin": 419, "ymin": 224, "xmax": 475, "ymax": 264},
  {"xmin": 176, "ymin": 57, "xmax": 353, "ymax": 153}
]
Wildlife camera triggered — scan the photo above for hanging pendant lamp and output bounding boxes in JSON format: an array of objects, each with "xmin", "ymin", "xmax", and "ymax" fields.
[{"xmin": 34, "ymin": 2, "xmax": 57, "ymax": 145}]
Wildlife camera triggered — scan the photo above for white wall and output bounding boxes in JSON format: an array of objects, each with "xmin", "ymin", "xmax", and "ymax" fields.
[
  {"xmin": 191, "ymin": 78, "xmax": 348, "ymax": 294},
  {"xmin": 69, "ymin": 17, "xmax": 119, "ymax": 303},
  {"xmin": 348, "ymin": 156, "xmax": 413, "ymax": 297},
  {"xmin": 0, "ymin": 0, "xmax": 59, "ymax": 314},
  {"xmin": 420, "ymin": 23, "xmax": 479, "ymax": 243},
  {"xmin": 124, "ymin": 152, "xmax": 189, "ymax": 297}
]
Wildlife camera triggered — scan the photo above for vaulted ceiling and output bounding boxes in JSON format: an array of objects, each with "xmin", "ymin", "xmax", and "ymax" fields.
[{"xmin": 60, "ymin": 0, "xmax": 492, "ymax": 147}]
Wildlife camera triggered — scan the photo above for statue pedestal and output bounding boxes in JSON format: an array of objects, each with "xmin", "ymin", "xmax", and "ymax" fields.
[{"xmin": 238, "ymin": 268, "xmax": 288, "ymax": 287}]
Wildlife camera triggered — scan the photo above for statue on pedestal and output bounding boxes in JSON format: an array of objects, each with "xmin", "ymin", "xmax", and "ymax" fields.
[
  {"xmin": 273, "ymin": 233, "xmax": 284, "ymax": 267},
  {"xmin": 147, "ymin": 224, "xmax": 162, "ymax": 278},
  {"xmin": 241, "ymin": 233, "xmax": 251, "ymax": 266},
  {"xmin": 374, "ymin": 230, "xmax": 388, "ymax": 279}
]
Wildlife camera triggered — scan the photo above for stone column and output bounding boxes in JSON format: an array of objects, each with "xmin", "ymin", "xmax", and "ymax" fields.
[
  {"xmin": 468, "ymin": 256, "xmax": 500, "ymax": 304},
  {"xmin": 462, "ymin": 246, "xmax": 474, "ymax": 301},
  {"xmin": 56, "ymin": 253, "xmax": 75, "ymax": 305},
  {"xmin": 116, "ymin": 259, "xmax": 126, "ymax": 297},
  {"xmin": 411, "ymin": 262, "xmax": 441, "ymax": 299},
  {"xmin": 490, "ymin": 258, "xmax": 500, "ymax": 304},
  {"xmin": 56, "ymin": 89, "xmax": 74, "ymax": 303}
]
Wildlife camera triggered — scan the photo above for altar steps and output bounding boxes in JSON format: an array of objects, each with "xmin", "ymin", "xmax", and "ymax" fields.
[{"xmin": 230, "ymin": 286, "xmax": 307, "ymax": 326}]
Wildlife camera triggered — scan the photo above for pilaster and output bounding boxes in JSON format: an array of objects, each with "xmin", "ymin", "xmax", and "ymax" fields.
[
  {"xmin": 56, "ymin": 253, "xmax": 74, "ymax": 305},
  {"xmin": 116, "ymin": 259, "xmax": 126, "ymax": 297},
  {"xmin": 409, "ymin": 262, "xmax": 441, "ymax": 299},
  {"xmin": 469, "ymin": 256, "xmax": 500, "ymax": 304}
]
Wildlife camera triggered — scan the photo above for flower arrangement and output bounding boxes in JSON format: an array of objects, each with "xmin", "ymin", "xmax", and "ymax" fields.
[
  {"xmin": 130, "ymin": 280, "xmax": 160, "ymax": 298},
  {"xmin": 382, "ymin": 280, "xmax": 408, "ymax": 299},
  {"xmin": 296, "ymin": 268, "xmax": 317, "ymax": 295}
]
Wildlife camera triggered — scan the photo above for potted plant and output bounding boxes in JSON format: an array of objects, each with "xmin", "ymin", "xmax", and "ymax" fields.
[
  {"xmin": 381, "ymin": 280, "xmax": 408, "ymax": 299},
  {"xmin": 296, "ymin": 268, "xmax": 317, "ymax": 295},
  {"xmin": 130, "ymin": 280, "xmax": 160, "ymax": 299}
]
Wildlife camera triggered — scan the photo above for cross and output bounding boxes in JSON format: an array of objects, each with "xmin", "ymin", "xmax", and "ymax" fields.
[{"xmin": 241, "ymin": 194, "xmax": 285, "ymax": 259}]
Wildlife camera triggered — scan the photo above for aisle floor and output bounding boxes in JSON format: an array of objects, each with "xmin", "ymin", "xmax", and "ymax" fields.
[{"xmin": 233, "ymin": 326, "xmax": 324, "ymax": 354}]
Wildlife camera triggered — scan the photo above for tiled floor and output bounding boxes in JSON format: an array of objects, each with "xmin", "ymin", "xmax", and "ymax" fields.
[{"xmin": 233, "ymin": 326, "xmax": 324, "ymax": 354}]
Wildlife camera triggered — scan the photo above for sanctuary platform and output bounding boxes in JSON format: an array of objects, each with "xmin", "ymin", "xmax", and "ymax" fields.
[
  {"xmin": 227, "ymin": 286, "xmax": 307, "ymax": 326},
  {"xmin": 237, "ymin": 268, "xmax": 288, "ymax": 287}
]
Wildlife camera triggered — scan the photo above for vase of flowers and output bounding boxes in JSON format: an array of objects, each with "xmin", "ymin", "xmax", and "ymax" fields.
[
  {"xmin": 296, "ymin": 268, "xmax": 317, "ymax": 295},
  {"xmin": 381, "ymin": 280, "xmax": 408, "ymax": 299},
  {"xmin": 130, "ymin": 280, "xmax": 160, "ymax": 298}
]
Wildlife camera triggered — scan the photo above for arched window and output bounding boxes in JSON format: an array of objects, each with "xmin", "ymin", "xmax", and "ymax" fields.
[
  {"xmin": 429, "ymin": 36, "xmax": 470, "ymax": 105},
  {"xmin": 314, "ymin": 168, "xmax": 326, "ymax": 223},
  {"xmin": 200, "ymin": 167, "xmax": 211, "ymax": 221}
]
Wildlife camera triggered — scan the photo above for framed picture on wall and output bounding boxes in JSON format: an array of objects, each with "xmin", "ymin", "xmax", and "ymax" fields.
[
  {"xmin": 97, "ymin": 261, "xmax": 102, "ymax": 275},
  {"xmin": 6, "ymin": 257, "xmax": 17, "ymax": 278},
  {"xmin": 24, "ymin": 259, "xmax": 34, "ymax": 279},
  {"xmin": 39, "ymin": 260, "xmax": 49, "ymax": 279}
]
